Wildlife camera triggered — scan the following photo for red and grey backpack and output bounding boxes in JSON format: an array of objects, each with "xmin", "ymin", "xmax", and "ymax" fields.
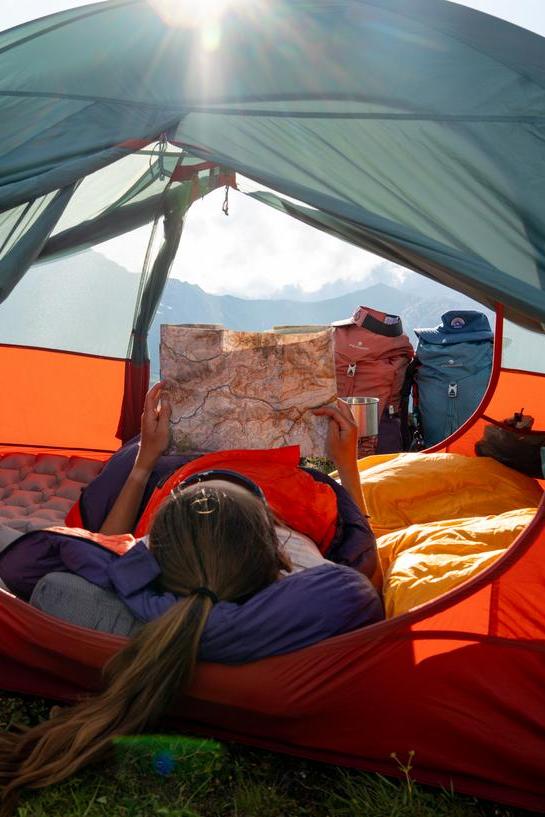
[{"xmin": 333, "ymin": 306, "xmax": 414, "ymax": 453}]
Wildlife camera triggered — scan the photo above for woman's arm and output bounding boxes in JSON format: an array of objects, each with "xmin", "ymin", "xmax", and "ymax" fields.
[
  {"xmin": 313, "ymin": 400, "xmax": 383, "ymax": 590},
  {"xmin": 313, "ymin": 400, "xmax": 368, "ymax": 515},
  {"xmin": 99, "ymin": 382, "xmax": 171, "ymax": 534}
]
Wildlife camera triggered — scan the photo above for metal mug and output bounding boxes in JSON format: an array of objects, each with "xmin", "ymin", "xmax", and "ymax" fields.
[{"xmin": 344, "ymin": 396, "xmax": 380, "ymax": 457}]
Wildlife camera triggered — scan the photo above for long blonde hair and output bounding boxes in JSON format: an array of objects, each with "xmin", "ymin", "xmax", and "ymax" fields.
[{"xmin": 0, "ymin": 484, "xmax": 284, "ymax": 814}]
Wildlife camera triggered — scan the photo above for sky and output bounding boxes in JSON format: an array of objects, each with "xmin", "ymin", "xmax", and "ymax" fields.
[{"xmin": 3, "ymin": 0, "xmax": 545, "ymax": 298}]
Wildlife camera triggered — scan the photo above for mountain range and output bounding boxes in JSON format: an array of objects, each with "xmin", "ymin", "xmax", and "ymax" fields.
[
  {"xmin": 0, "ymin": 250, "xmax": 493, "ymax": 380},
  {"xmin": 150, "ymin": 266, "xmax": 492, "ymax": 378}
]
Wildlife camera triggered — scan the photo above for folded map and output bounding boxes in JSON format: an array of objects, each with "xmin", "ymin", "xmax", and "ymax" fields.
[{"xmin": 160, "ymin": 325, "xmax": 337, "ymax": 457}]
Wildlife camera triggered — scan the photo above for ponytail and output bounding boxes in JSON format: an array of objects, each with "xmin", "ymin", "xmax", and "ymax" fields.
[
  {"xmin": 0, "ymin": 594, "xmax": 211, "ymax": 812},
  {"xmin": 0, "ymin": 482, "xmax": 281, "ymax": 813}
]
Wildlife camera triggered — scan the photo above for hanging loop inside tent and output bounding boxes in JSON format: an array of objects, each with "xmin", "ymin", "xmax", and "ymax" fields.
[
  {"xmin": 149, "ymin": 132, "xmax": 169, "ymax": 181},
  {"xmin": 222, "ymin": 185, "xmax": 230, "ymax": 216}
]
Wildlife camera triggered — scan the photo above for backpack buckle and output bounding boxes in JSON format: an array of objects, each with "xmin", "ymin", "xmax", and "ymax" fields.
[
  {"xmin": 448, "ymin": 383, "xmax": 458, "ymax": 398},
  {"xmin": 347, "ymin": 363, "xmax": 357, "ymax": 377}
]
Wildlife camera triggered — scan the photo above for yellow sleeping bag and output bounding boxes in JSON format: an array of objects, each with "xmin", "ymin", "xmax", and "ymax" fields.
[
  {"xmin": 357, "ymin": 452, "xmax": 542, "ymax": 538},
  {"xmin": 379, "ymin": 508, "xmax": 537, "ymax": 618}
]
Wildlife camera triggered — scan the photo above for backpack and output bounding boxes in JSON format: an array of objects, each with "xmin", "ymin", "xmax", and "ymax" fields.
[
  {"xmin": 412, "ymin": 311, "xmax": 493, "ymax": 448},
  {"xmin": 333, "ymin": 307, "xmax": 414, "ymax": 453}
]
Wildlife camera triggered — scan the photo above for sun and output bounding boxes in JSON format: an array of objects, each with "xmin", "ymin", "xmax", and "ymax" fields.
[{"xmin": 148, "ymin": 0, "xmax": 239, "ymax": 28}]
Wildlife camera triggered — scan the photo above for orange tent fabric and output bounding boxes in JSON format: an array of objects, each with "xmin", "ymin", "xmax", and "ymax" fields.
[{"xmin": 0, "ymin": 345, "xmax": 125, "ymax": 454}]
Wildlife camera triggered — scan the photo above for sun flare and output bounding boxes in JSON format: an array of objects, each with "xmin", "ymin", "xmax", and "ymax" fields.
[{"xmin": 148, "ymin": 0, "xmax": 239, "ymax": 28}]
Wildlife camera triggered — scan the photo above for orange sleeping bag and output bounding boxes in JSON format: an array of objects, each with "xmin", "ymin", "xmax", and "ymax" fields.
[
  {"xmin": 357, "ymin": 452, "xmax": 542, "ymax": 539},
  {"xmin": 352, "ymin": 452, "xmax": 542, "ymax": 617},
  {"xmin": 378, "ymin": 508, "xmax": 537, "ymax": 617}
]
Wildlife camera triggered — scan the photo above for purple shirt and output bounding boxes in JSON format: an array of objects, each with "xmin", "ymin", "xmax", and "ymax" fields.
[{"xmin": 0, "ymin": 532, "xmax": 383, "ymax": 662}]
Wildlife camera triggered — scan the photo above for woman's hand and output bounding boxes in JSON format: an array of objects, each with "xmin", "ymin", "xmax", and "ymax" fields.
[
  {"xmin": 313, "ymin": 399, "xmax": 358, "ymax": 471},
  {"xmin": 136, "ymin": 381, "xmax": 172, "ymax": 472},
  {"xmin": 100, "ymin": 382, "xmax": 172, "ymax": 534},
  {"xmin": 313, "ymin": 400, "xmax": 379, "ymax": 586}
]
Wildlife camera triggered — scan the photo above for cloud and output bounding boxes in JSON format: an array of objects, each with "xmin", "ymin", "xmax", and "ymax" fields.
[{"xmin": 99, "ymin": 187, "xmax": 383, "ymax": 298}]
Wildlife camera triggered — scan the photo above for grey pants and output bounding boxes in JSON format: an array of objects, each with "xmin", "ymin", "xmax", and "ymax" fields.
[{"xmin": 30, "ymin": 572, "xmax": 142, "ymax": 637}]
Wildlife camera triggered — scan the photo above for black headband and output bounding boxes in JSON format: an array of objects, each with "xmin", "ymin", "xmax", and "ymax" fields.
[{"xmin": 191, "ymin": 587, "xmax": 219, "ymax": 604}]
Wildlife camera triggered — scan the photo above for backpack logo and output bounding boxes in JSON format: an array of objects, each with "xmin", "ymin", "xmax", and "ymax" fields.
[
  {"xmin": 450, "ymin": 317, "xmax": 466, "ymax": 329},
  {"xmin": 448, "ymin": 383, "xmax": 458, "ymax": 398}
]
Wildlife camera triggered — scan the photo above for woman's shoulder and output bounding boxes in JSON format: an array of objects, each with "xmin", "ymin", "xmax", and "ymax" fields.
[{"xmin": 200, "ymin": 564, "xmax": 384, "ymax": 664}]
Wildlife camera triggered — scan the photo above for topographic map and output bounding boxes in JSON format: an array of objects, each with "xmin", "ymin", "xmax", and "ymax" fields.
[{"xmin": 161, "ymin": 325, "xmax": 337, "ymax": 457}]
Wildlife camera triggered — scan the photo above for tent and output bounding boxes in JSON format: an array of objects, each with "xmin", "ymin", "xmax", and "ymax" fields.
[{"xmin": 1, "ymin": 0, "xmax": 545, "ymax": 810}]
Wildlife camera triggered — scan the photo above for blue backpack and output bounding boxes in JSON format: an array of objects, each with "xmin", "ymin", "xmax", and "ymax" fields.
[{"xmin": 413, "ymin": 311, "xmax": 494, "ymax": 448}]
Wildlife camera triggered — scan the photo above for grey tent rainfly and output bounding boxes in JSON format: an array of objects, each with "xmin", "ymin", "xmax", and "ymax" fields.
[{"xmin": 1, "ymin": 0, "xmax": 545, "ymax": 332}]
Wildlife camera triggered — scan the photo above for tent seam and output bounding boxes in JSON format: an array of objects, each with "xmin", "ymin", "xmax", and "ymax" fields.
[
  {"xmin": 1, "ymin": 92, "xmax": 544, "ymax": 123},
  {"xmin": 0, "ymin": 0, "xmax": 140, "ymax": 56}
]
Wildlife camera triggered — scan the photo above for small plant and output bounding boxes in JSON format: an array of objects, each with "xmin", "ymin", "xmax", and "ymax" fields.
[
  {"xmin": 300, "ymin": 456, "xmax": 335, "ymax": 475},
  {"xmin": 390, "ymin": 749, "xmax": 416, "ymax": 803}
]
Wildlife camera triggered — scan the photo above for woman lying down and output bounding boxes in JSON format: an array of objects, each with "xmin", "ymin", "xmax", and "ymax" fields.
[{"xmin": 0, "ymin": 384, "xmax": 383, "ymax": 809}]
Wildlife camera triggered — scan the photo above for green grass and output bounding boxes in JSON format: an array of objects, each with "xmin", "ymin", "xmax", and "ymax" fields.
[{"xmin": 0, "ymin": 694, "xmax": 530, "ymax": 817}]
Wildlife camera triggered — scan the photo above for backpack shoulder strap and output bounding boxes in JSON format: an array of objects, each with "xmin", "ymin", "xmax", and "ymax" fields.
[{"xmin": 399, "ymin": 357, "xmax": 421, "ymax": 450}]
